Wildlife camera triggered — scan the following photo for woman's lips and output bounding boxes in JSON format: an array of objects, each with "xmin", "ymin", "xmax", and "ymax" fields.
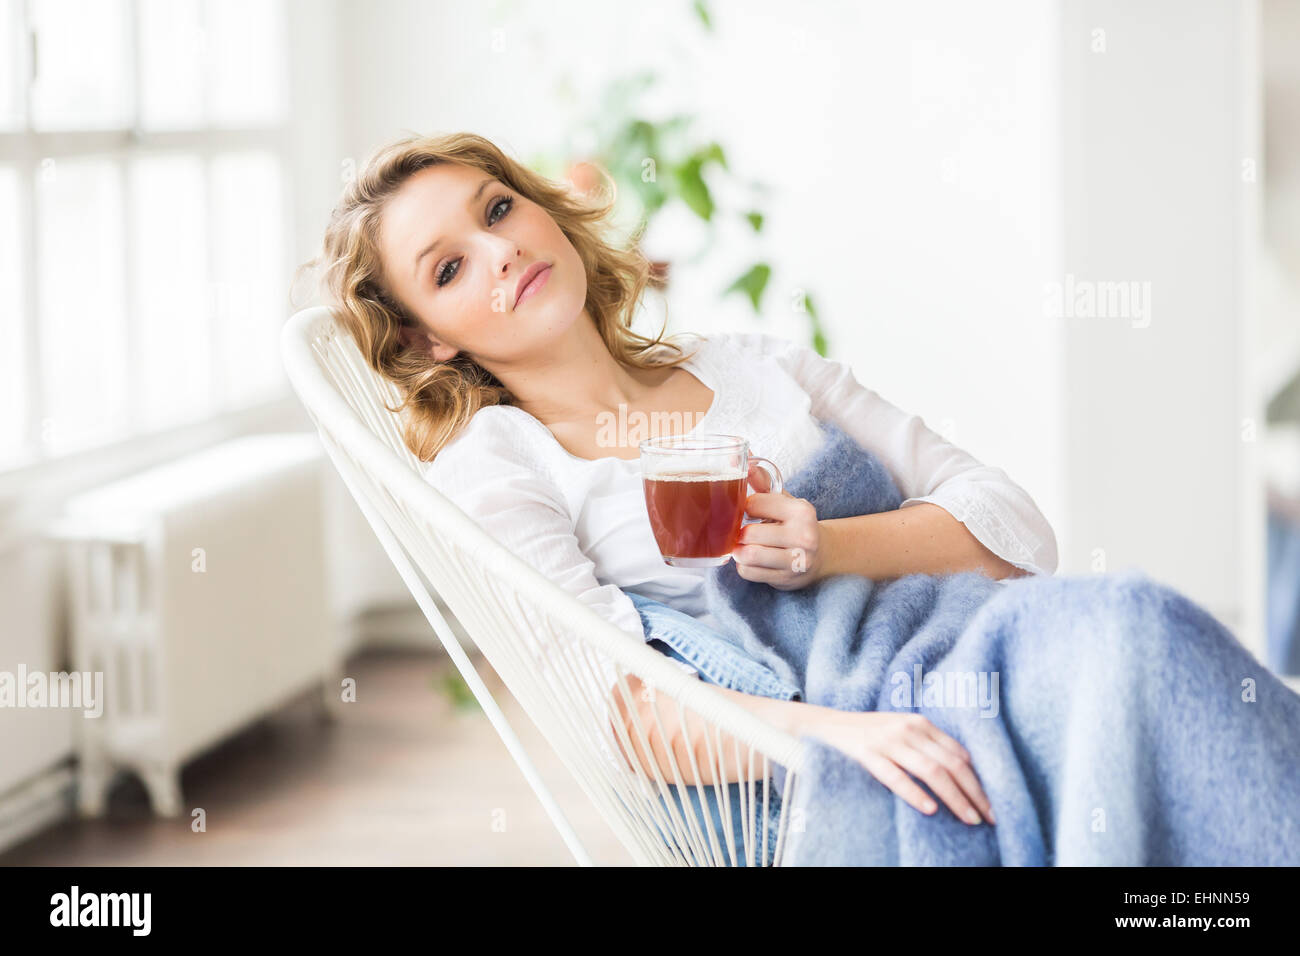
[{"xmin": 515, "ymin": 265, "xmax": 551, "ymax": 307}]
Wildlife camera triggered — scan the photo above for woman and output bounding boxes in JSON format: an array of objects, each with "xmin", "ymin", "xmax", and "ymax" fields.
[{"xmin": 309, "ymin": 131, "xmax": 1060, "ymax": 830}]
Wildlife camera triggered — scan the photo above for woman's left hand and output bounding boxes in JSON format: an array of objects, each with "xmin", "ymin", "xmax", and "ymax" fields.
[{"xmin": 731, "ymin": 463, "xmax": 827, "ymax": 590}]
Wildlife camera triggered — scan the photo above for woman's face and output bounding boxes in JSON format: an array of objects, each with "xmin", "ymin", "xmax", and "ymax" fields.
[{"xmin": 376, "ymin": 162, "xmax": 587, "ymax": 365}]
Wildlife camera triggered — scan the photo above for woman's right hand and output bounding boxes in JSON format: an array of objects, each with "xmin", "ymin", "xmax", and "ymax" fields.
[{"xmin": 797, "ymin": 706, "xmax": 996, "ymax": 825}]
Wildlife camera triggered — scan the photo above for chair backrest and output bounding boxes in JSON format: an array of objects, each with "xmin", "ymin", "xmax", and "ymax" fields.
[{"xmin": 280, "ymin": 305, "xmax": 808, "ymax": 866}]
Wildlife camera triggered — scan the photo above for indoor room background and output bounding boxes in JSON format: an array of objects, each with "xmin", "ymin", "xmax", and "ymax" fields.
[{"xmin": 0, "ymin": 0, "xmax": 1295, "ymax": 864}]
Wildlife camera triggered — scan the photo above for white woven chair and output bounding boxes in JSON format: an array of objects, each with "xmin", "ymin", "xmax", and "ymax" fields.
[{"xmin": 279, "ymin": 305, "xmax": 811, "ymax": 866}]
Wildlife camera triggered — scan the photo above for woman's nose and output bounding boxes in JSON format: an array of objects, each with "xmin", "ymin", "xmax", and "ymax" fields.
[{"xmin": 495, "ymin": 241, "xmax": 522, "ymax": 276}]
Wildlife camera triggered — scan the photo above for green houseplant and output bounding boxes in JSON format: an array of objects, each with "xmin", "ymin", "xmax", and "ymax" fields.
[{"xmin": 527, "ymin": 4, "xmax": 829, "ymax": 356}]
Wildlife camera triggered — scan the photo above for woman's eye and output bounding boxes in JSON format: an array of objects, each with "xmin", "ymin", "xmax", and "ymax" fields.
[
  {"xmin": 434, "ymin": 259, "xmax": 458, "ymax": 287},
  {"xmin": 433, "ymin": 195, "xmax": 514, "ymax": 289},
  {"xmin": 488, "ymin": 194, "xmax": 513, "ymax": 224}
]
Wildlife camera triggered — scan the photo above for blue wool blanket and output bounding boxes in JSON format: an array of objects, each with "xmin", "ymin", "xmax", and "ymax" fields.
[{"xmin": 645, "ymin": 420, "xmax": 1300, "ymax": 865}]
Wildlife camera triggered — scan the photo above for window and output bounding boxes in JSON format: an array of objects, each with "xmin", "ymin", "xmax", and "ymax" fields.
[{"xmin": 0, "ymin": 0, "xmax": 291, "ymax": 471}]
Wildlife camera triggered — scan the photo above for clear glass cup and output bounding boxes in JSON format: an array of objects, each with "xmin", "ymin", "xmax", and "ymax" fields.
[{"xmin": 639, "ymin": 433, "xmax": 784, "ymax": 567}]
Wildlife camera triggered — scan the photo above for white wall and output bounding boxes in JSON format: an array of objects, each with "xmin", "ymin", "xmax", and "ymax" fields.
[
  {"xmin": 286, "ymin": 0, "xmax": 346, "ymax": 295},
  {"xmin": 1060, "ymin": 0, "xmax": 1260, "ymax": 638},
  {"xmin": 0, "ymin": 542, "xmax": 68, "ymax": 797}
]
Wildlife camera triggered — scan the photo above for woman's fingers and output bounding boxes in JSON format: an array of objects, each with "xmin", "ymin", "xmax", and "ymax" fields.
[
  {"xmin": 909, "ymin": 731, "xmax": 995, "ymax": 825},
  {"xmin": 731, "ymin": 542, "xmax": 790, "ymax": 570},
  {"xmin": 889, "ymin": 733, "xmax": 987, "ymax": 822},
  {"xmin": 889, "ymin": 746, "xmax": 982, "ymax": 825},
  {"xmin": 741, "ymin": 491, "xmax": 804, "ymax": 523},
  {"xmin": 856, "ymin": 750, "xmax": 941, "ymax": 817},
  {"xmin": 926, "ymin": 727, "xmax": 972, "ymax": 764},
  {"xmin": 800, "ymin": 710, "xmax": 994, "ymax": 823},
  {"xmin": 909, "ymin": 722, "xmax": 994, "ymax": 823}
]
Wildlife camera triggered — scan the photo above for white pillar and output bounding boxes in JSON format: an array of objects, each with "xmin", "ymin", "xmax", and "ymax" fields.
[{"xmin": 1058, "ymin": 0, "xmax": 1263, "ymax": 647}]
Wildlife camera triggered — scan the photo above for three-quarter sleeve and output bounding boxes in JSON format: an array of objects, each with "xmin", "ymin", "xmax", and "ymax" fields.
[
  {"xmin": 423, "ymin": 409, "xmax": 699, "ymax": 698},
  {"xmin": 748, "ymin": 332, "xmax": 1059, "ymax": 576}
]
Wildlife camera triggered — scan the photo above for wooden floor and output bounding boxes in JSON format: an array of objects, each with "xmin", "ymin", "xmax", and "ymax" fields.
[{"xmin": 0, "ymin": 649, "xmax": 634, "ymax": 866}]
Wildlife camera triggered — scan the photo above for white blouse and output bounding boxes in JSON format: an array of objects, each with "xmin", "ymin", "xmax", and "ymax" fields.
[{"xmin": 422, "ymin": 330, "xmax": 1058, "ymax": 678}]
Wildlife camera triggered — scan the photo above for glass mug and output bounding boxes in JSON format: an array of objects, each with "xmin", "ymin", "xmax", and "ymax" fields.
[{"xmin": 639, "ymin": 433, "xmax": 784, "ymax": 567}]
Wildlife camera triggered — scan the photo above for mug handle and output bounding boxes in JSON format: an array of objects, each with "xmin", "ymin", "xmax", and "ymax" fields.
[{"xmin": 741, "ymin": 456, "xmax": 784, "ymax": 526}]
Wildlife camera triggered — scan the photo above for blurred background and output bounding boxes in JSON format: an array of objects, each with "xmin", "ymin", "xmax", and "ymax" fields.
[{"xmin": 0, "ymin": 0, "xmax": 1296, "ymax": 865}]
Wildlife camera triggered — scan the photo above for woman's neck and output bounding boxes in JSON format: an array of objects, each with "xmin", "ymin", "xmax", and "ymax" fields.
[{"xmin": 502, "ymin": 318, "xmax": 665, "ymax": 429}]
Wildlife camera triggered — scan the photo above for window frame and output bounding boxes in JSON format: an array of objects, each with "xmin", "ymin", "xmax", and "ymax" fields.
[{"xmin": 0, "ymin": 0, "xmax": 297, "ymax": 481}]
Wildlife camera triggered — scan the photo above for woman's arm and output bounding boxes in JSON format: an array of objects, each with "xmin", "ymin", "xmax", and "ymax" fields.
[
  {"xmin": 609, "ymin": 674, "xmax": 796, "ymax": 787},
  {"xmin": 818, "ymin": 502, "xmax": 1031, "ymax": 581},
  {"xmin": 609, "ymin": 673, "xmax": 995, "ymax": 824},
  {"xmin": 733, "ymin": 468, "xmax": 1028, "ymax": 589},
  {"xmin": 744, "ymin": 331, "xmax": 1059, "ymax": 577}
]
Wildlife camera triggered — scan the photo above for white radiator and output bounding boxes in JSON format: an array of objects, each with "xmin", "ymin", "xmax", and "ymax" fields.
[{"xmin": 48, "ymin": 433, "xmax": 341, "ymax": 817}]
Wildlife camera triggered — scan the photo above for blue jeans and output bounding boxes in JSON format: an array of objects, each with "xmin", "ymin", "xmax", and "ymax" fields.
[{"xmin": 625, "ymin": 591, "xmax": 801, "ymax": 865}]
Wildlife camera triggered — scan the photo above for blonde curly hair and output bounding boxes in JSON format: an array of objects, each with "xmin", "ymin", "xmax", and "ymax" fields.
[{"xmin": 298, "ymin": 130, "xmax": 700, "ymax": 463}]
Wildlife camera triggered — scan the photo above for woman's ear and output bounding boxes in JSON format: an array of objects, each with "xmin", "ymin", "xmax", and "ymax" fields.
[
  {"xmin": 428, "ymin": 339, "xmax": 459, "ymax": 362},
  {"xmin": 397, "ymin": 324, "xmax": 459, "ymax": 363},
  {"xmin": 396, "ymin": 324, "xmax": 429, "ymax": 352}
]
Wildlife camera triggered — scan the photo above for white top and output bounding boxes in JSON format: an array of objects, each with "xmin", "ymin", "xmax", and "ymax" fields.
[{"xmin": 423, "ymin": 330, "xmax": 1059, "ymax": 677}]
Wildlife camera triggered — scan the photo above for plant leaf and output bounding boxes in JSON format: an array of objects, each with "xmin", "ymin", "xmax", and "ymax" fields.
[
  {"xmin": 702, "ymin": 141, "xmax": 728, "ymax": 171},
  {"xmin": 801, "ymin": 291, "xmax": 819, "ymax": 320},
  {"xmin": 723, "ymin": 263, "xmax": 772, "ymax": 312},
  {"xmin": 674, "ymin": 157, "xmax": 714, "ymax": 221},
  {"xmin": 797, "ymin": 292, "xmax": 828, "ymax": 354},
  {"xmin": 435, "ymin": 671, "xmax": 479, "ymax": 711},
  {"xmin": 693, "ymin": 0, "xmax": 713, "ymax": 31},
  {"xmin": 811, "ymin": 319, "xmax": 829, "ymax": 357}
]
